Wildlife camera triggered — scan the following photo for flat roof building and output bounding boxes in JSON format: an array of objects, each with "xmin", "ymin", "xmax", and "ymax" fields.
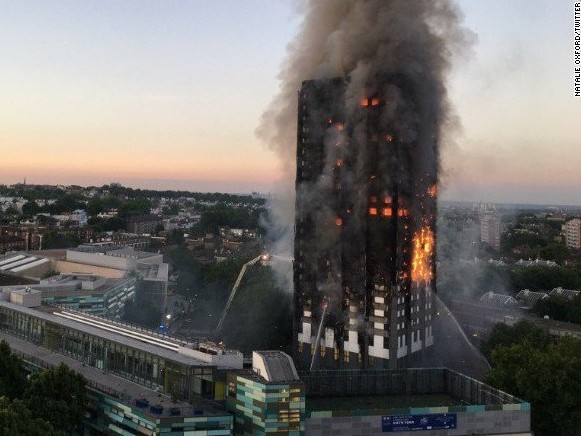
[
  {"xmin": 0, "ymin": 294, "xmax": 531, "ymax": 435},
  {"xmin": 301, "ymin": 368, "xmax": 530, "ymax": 435},
  {"xmin": 0, "ymin": 298, "xmax": 242, "ymax": 403},
  {"xmin": 1, "ymin": 273, "xmax": 137, "ymax": 318},
  {"xmin": 564, "ymin": 218, "xmax": 581, "ymax": 250},
  {"xmin": 481, "ymin": 214, "xmax": 503, "ymax": 251},
  {"xmin": 227, "ymin": 351, "xmax": 305, "ymax": 435}
]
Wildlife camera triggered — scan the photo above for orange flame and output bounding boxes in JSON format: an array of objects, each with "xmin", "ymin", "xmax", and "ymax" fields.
[
  {"xmin": 428, "ymin": 184, "xmax": 437, "ymax": 198},
  {"xmin": 411, "ymin": 227, "xmax": 435, "ymax": 283}
]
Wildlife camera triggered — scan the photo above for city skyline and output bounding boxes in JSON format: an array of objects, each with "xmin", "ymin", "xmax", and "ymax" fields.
[{"xmin": 1, "ymin": 0, "xmax": 579, "ymax": 205}]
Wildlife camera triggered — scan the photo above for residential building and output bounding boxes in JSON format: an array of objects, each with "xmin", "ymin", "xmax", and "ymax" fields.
[
  {"xmin": 294, "ymin": 78, "xmax": 437, "ymax": 370},
  {"xmin": 0, "ymin": 236, "xmax": 26, "ymax": 254},
  {"xmin": 128, "ymin": 214, "xmax": 162, "ymax": 235},
  {"xmin": 564, "ymin": 218, "xmax": 581, "ymax": 249},
  {"xmin": 480, "ymin": 214, "xmax": 503, "ymax": 251}
]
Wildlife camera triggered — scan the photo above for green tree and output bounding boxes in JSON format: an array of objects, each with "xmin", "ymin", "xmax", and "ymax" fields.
[
  {"xmin": 220, "ymin": 265, "xmax": 292, "ymax": 352},
  {"xmin": 0, "ymin": 397, "xmax": 56, "ymax": 436},
  {"xmin": 42, "ymin": 231, "xmax": 82, "ymax": 249},
  {"xmin": 0, "ymin": 341, "xmax": 27, "ymax": 399},
  {"xmin": 21, "ymin": 200, "xmax": 40, "ymax": 217},
  {"xmin": 162, "ymin": 204, "xmax": 180, "ymax": 216},
  {"xmin": 534, "ymin": 294, "xmax": 581, "ymax": 324},
  {"xmin": 48, "ymin": 194, "xmax": 84, "ymax": 214},
  {"xmin": 509, "ymin": 266, "xmax": 581, "ymax": 292},
  {"xmin": 117, "ymin": 199, "xmax": 152, "ymax": 219},
  {"xmin": 486, "ymin": 337, "xmax": 581, "ymax": 435},
  {"xmin": 24, "ymin": 363, "xmax": 88, "ymax": 433},
  {"xmin": 480, "ymin": 320, "xmax": 550, "ymax": 361},
  {"xmin": 539, "ymin": 242, "xmax": 571, "ymax": 264},
  {"xmin": 86, "ymin": 198, "xmax": 105, "ymax": 216}
]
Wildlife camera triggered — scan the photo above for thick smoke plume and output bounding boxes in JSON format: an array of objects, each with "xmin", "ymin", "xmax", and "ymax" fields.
[{"xmin": 258, "ymin": 0, "xmax": 472, "ymax": 288}]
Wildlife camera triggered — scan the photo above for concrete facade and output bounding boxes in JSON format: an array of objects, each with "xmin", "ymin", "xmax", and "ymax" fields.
[
  {"xmin": 564, "ymin": 218, "xmax": 581, "ymax": 250},
  {"xmin": 481, "ymin": 214, "xmax": 503, "ymax": 251}
]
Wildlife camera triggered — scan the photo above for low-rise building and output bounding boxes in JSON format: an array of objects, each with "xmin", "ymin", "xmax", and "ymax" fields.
[
  {"xmin": 0, "ymin": 236, "xmax": 26, "ymax": 254},
  {"xmin": 9, "ymin": 273, "xmax": 138, "ymax": 317},
  {"xmin": 227, "ymin": 351, "xmax": 305, "ymax": 435},
  {"xmin": 301, "ymin": 368, "xmax": 530, "ymax": 435},
  {"xmin": 516, "ymin": 289, "xmax": 549, "ymax": 308},
  {"xmin": 0, "ymin": 290, "xmax": 533, "ymax": 435},
  {"xmin": 128, "ymin": 214, "xmax": 162, "ymax": 235}
]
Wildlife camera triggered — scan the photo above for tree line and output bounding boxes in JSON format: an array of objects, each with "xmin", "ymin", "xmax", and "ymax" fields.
[
  {"xmin": 482, "ymin": 321, "xmax": 581, "ymax": 435},
  {"xmin": 0, "ymin": 341, "xmax": 87, "ymax": 434}
]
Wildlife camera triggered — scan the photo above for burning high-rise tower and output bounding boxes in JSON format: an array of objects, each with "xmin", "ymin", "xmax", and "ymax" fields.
[
  {"xmin": 256, "ymin": 0, "xmax": 469, "ymax": 370},
  {"xmin": 293, "ymin": 75, "xmax": 438, "ymax": 370}
]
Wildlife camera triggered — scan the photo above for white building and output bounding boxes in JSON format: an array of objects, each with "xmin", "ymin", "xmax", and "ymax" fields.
[
  {"xmin": 481, "ymin": 214, "xmax": 503, "ymax": 251},
  {"xmin": 564, "ymin": 218, "xmax": 581, "ymax": 250}
]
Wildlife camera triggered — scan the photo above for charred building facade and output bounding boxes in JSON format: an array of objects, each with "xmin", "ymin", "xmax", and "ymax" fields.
[{"xmin": 294, "ymin": 77, "xmax": 437, "ymax": 370}]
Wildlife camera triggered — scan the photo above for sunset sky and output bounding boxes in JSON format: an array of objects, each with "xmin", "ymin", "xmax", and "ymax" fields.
[{"xmin": 0, "ymin": 0, "xmax": 579, "ymax": 204}]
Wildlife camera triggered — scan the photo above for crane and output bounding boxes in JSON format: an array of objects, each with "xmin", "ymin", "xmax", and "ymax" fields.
[{"xmin": 215, "ymin": 254, "xmax": 263, "ymax": 333}]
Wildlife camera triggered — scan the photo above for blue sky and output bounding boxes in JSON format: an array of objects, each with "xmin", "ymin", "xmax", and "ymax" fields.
[{"xmin": 0, "ymin": 0, "xmax": 579, "ymax": 204}]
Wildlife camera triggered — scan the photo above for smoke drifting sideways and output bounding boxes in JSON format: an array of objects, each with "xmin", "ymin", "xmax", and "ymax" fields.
[{"xmin": 257, "ymin": 0, "xmax": 474, "ymax": 289}]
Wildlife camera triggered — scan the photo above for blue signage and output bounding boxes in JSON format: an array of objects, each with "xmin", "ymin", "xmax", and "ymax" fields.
[{"xmin": 382, "ymin": 414, "xmax": 457, "ymax": 432}]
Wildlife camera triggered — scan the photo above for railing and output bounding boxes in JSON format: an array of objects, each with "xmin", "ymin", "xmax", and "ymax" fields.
[
  {"xmin": 49, "ymin": 303, "xmax": 197, "ymax": 346},
  {"xmin": 14, "ymin": 348, "xmax": 199, "ymax": 418},
  {"xmin": 300, "ymin": 367, "xmax": 528, "ymax": 408}
]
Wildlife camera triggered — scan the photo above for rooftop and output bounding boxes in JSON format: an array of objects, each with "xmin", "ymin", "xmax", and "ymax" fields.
[
  {"xmin": 300, "ymin": 368, "xmax": 529, "ymax": 418},
  {"xmin": 0, "ymin": 330, "xmax": 225, "ymax": 419},
  {"xmin": 71, "ymin": 244, "xmax": 159, "ymax": 260},
  {"xmin": 252, "ymin": 350, "xmax": 299, "ymax": 383},
  {"xmin": 479, "ymin": 291, "xmax": 518, "ymax": 307},
  {"xmin": 307, "ymin": 393, "xmax": 464, "ymax": 413},
  {"xmin": 0, "ymin": 253, "xmax": 50, "ymax": 274},
  {"xmin": 549, "ymin": 287, "xmax": 580, "ymax": 300},
  {"xmin": 0, "ymin": 300, "xmax": 212, "ymax": 367},
  {"xmin": 516, "ymin": 289, "xmax": 549, "ymax": 307}
]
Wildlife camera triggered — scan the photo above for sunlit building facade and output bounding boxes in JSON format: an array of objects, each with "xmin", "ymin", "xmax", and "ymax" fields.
[
  {"xmin": 564, "ymin": 218, "xmax": 581, "ymax": 250},
  {"xmin": 480, "ymin": 214, "xmax": 503, "ymax": 251}
]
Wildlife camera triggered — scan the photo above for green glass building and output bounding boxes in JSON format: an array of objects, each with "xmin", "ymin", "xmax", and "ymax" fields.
[{"xmin": 227, "ymin": 351, "xmax": 305, "ymax": 435}]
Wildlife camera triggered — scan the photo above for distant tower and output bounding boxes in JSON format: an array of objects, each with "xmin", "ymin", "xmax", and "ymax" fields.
[
  {"xmin": 564, "ymin": 218, "xmax": 581, "ymax": 250},
  {"xmin": 293, "ymin": 78, "xmax": 437, "ymax": 370},
  {"xmin": 480, "ymin": 215, "xmax": 503, "ymax": 251}
]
